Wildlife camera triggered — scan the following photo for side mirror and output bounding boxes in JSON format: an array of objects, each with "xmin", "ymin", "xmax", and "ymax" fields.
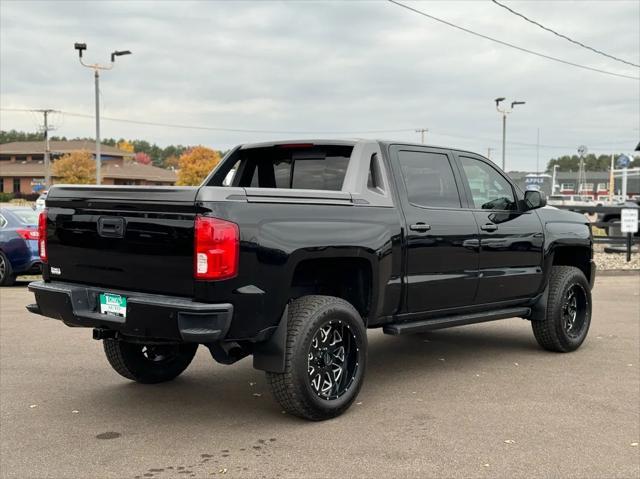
[{"xmin": 524, "ymin": 190, "xmax": 547, "ymax": 210}]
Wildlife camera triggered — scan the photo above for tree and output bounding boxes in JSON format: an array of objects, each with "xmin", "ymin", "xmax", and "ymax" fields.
[
  {"xmin": 176, "ymin": 146, "xmax": 221, "ymax": 186},
  {"xmin": 545, "ymin": 153, "xmax": 638, "ymax": 172},
  {"xmin": 117, "ymin": 140, "xmax": 134, "ymax": 153},
  {"xmin": 134, "ymin": 152, "xmax": 152, "ymax": 165},
  {"xmin": 163, "ymin": 155, "xmax": 180, "ymax": 169},
  {"xmin": 52, "ymin": 150, "xmax": 96, "ymax": 184}
]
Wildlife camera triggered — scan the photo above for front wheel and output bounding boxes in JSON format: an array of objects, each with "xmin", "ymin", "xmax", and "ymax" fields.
[
  {"xmin": 532, "ymin": 266, "xmax": 592, "ymax": 352},
  {"xmin": 266, "ymin": 295, "xmax": 367, "ymax": 421},
  {"xmin": 103, "ymin": 340, "xmax": 198, "ymax": 384}
]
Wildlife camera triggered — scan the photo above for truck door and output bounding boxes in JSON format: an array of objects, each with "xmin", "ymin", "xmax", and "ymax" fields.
[
  {"xmin": 455, "ymin": 154, "xmax": 544, "ymax": 303},
  {"xmin": 389, "ymin": 145, "xmax": 480, "ymax": 312}
]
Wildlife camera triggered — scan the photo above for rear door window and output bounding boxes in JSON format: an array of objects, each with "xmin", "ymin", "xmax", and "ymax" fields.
[{"xmin": 397, "ymin": 150, "xmax": 461, "ymax": 208}]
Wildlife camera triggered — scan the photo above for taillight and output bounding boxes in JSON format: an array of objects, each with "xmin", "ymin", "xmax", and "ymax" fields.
[
  {"xmin": 38, "ymin": 209, "xmax": 48, "ymax": 263},
  {"xmin": 16, "ymin": 228, "xmax": 39, "ymax": 240},
  {"xmin": 194, "ymin": 216, "xmax": 239, "ymax": 280}
]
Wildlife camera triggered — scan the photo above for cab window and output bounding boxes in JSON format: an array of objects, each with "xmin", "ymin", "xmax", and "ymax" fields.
[{"xmin": 459, "ymin": 157, "xmax": 517, "ymax": 210}]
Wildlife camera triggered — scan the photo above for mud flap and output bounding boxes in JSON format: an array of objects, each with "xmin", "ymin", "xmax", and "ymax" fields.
[
  {"xmin": 252, "ymin": 305, "xmax": 288, "ymax": 373},
  {"xmin": 528, "ymin": 282, "xmax": 550, "ymax": 321}
]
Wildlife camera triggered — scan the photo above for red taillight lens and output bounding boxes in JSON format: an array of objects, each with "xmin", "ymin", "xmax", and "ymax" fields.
[
  {"xmin": 194, "ymin": 216, "xmax": 239, "ymax": 280},
  {"xmin": 16, "ymin": 228, "xmax": 39, "ymax": 240},
  {"xmin": 38, "ymin": 210, "xmax": 48, "ymax": 263}
]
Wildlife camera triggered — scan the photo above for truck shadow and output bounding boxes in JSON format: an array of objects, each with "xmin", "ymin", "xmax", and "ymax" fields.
[{"xmin": 82, "ymin": 320, "xmax": 542, "ymax": 422}]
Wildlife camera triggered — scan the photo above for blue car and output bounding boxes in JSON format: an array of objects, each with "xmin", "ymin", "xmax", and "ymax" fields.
[{"xmin": 0, "ymin": 207, "xmax": 42, "ymax": 286}]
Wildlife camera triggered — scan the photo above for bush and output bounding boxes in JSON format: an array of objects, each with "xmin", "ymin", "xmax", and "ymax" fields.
[{"xmin": 0, "ymin": 192, "xmax": 14, "ymax": 202}]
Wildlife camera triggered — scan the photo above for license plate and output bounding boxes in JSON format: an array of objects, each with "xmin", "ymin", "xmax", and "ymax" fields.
[{"xmin": 99, "ymin": 293, "xmax": 127, "ymax": 317}]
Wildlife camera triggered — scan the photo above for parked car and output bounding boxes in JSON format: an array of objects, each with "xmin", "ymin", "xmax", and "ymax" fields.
[
  {"xmin": 0, "ymin": 207, "xmax": 42, "ymax": 286},
  {"xmin": 28, "ymin": 140, "xmax": 595, "ymax": 420},
  {"xmin": 35, "ymin": 191, "xmax": 48, "ymax": 210},
  {"xmin": 548, "ymin": 194, "xmax": 593, "ymax": 206}
]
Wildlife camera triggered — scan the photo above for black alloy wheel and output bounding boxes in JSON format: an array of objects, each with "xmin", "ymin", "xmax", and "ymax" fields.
[{"xmin": 307, "ymin": 320, "xmax": 359, "ymax": 400}]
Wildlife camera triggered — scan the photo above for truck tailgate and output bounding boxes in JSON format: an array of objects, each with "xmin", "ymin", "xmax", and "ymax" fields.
[{"xmin": 45, "ymin": 186, "xmax": 198, "ymax": 297}]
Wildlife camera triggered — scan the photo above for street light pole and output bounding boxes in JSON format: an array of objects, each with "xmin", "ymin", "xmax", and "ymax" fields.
[
  {"xmin": 74, "ymin": 43, "xmax": 131, "ymax": 185},
  {"xmin": 94, "ymin": 69, "xmax": 101, "ymax": 184},
  {"xmin": 494, "ymin": 98, "xmax": 525, "ymax": 172}
]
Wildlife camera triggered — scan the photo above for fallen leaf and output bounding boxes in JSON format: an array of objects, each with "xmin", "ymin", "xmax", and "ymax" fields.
[
  {"xmin": 438, "ymin": 358, "xmax": 445, "ymax": 362},
  {"xmin": 627, "ymin": 364, "xmax": 633, "ymax": 367},
  {"xmin": 356, "ymin": 402, "xmax": 363, "ymax": 405},
  {"xmin": 631, "ymin": 442, "xmax": 639, "ymax": 447},
  {"xmin": 504, "ymin": 439, "xmax": 516, "ymax": 444},
  {"xmin": 252, "ymin": 393, "xmax": 262, "ymax": 398},
  {"xmin": 219, "ymin": 468, "xmax": 227, "ymax": 474},
  {"xmin": 412, "ymin": 391, "xmax": 417, "ymax": 394},
  {"xmin": 482, "ymin": 464, "xmax": 490, "ymax": 467},
  {"xmin": 249, "ymin": 382, "xmax": 256, "ymax": 386},
  {"xmin": 514, "ymin": 362, "xmax": 519, "ymax": 366},
  {"xmin": 71, "ymin": 410, "xmax": 79, "ymax": 414},
  {"xmin": 475, "ymin": 374, "xmax": 481, "ymax": 377},
  {"xmin": 29, "ymin": 404, "xmax": 37, "ymax": 409}
]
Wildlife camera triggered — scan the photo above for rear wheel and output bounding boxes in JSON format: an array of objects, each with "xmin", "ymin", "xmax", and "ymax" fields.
[
  {"xmin": 103, "ymin": 340, "xmax": 198, "ymax": 384},
  {"xmin": 0, "ymin": 251, "xmax": 16, "ymax": 287},
  {"xmin": 532, "ymin": 266, "xmax": 591, "ymax": 352},
  {"xmin": 266, "ymin": 295, "xmax": 367, "ymax": 421}
]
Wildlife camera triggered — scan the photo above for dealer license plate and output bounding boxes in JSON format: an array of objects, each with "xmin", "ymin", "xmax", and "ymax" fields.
[{"xmin": 99, "ymin": 293, "xmax": 127, "ymax": 317}]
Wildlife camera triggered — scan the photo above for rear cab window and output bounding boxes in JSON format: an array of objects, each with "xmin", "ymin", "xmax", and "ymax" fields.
[{"xmin": 209, "ymin": 144, "xmax": 353, "ymax": 191}]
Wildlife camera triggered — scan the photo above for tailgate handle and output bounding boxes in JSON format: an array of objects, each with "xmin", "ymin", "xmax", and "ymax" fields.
[{"xmin": 98, "ymin": 217, "xmax": 125, "ymax": 238}]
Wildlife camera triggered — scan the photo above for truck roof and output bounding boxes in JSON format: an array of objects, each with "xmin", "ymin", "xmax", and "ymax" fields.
[{"xmin": 239, "ymin": 139, "xmax": 490, "ymax": 161}]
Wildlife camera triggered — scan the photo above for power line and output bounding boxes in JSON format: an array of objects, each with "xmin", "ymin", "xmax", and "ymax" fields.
[
  {"xmin": 387, "ymin": 0, "xmax": 639, "ymax": 81},
  {"xmin": 1, "ymin": 107, "xmax": 635, "ymax": 151},
  {"xmin": 60, "ymin": 111, "xmax": 417, "ymax": 135},
  {"xmin": 491, "ymin": 0, "xmax": 640, "ymax": 68}
]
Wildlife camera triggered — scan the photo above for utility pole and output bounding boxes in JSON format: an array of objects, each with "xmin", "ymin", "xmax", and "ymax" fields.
[
  {"xmin": 494, "ymin": 97, "xmax": 526, "ymax": 172},
  {"xmin": 74, "ymin": 43, "xmax": 131, "ymax": 185},
  {"xmin": 415, "ymin": 128, "xmax": 428, "ymax": 144},
  {"xmin": 536, "ymin": 128, "xmax": 540, "ymax": 176},
  {"xmin": 551, "ymin": 164, "xmax": 559, "ymax": 195},
  {"xmin": 33, "ymin": 109, "xmax": 57, "ymax": 189}
]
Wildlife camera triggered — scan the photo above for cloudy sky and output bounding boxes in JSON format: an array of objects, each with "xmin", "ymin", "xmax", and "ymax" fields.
[{"xmin": 1, "ymin": 0, "xmax": 638, "ymax": 171}]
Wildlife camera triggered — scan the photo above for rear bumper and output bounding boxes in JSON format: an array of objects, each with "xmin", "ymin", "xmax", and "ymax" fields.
[{"xmin": 27, "ymin": 280, "xmax": 233, "ymax": 343}]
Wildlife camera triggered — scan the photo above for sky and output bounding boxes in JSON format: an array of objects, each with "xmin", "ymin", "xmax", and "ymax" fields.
[{"xmin": 1, "ymin": 0, "xmax": 639, "ymax": 172}]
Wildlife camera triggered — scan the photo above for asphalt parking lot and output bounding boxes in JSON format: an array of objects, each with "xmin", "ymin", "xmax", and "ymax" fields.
[{"xmin": 1, "ymin": 274, "xmax": 639, "ymax": 479}]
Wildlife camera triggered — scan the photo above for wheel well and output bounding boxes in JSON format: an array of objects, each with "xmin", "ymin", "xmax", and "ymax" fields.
[
  {"xmin": 290, "ymin": 258, "xmax": 372, "ymax": 320},
  {"xmin": 552, "ymin": 246, "xmax": 592, "ymax": 283}
]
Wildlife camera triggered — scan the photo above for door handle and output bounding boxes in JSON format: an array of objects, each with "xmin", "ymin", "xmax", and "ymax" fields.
[
  {"xmin": 480, "ymin": 223, "xmax": 498, "ymax": 232},
  {"xmin": 410, "ymin": 223, "xmax": 431, "ymax": 232}
]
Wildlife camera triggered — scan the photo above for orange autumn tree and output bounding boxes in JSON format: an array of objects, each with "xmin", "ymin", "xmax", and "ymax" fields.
[
  {"xmin": 52, "ymin": 150, "xmax": 96, "ymax": 184},
  {"xmin": 176, "ymin": 146, "xmax": 221, "ymax": 186}
]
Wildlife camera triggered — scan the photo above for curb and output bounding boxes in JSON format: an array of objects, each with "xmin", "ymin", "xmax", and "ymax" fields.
[{"xmin": 597, "ymin": 270, "xmax": 640, "ymax": 276}]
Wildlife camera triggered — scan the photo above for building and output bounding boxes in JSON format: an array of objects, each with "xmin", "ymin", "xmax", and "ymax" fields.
[
  {"xmin": 0, "ymin": 140, "xmax": 176, "ymax": 195},
  {"xmin": 509, "ymin": 170, "xmax": 640, "ymax": 200}
]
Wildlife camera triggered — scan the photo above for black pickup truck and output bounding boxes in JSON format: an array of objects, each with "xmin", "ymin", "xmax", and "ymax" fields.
[{"xmin": 28, "ymin": 140, "xmax": 595, "ymax": 420}]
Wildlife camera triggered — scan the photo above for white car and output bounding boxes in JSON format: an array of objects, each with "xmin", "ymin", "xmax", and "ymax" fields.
[{"xmin": 35, "ymin": 191, "xmax": 48, "ymax": 209}]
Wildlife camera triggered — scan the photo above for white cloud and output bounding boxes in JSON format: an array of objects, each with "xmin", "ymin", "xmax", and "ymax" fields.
[{"xmin": 1, "ymin": 0, "xmax": 638, "ymax": 170}]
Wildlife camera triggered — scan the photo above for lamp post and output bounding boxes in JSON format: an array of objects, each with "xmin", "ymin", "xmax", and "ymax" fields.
[
  {"xmin": 494, "ymin": 97, "xmax": 525, "ymax": 172},
  {"xmin": 74, "ymin": 43, "xmax": 131, "ymax": 185}
]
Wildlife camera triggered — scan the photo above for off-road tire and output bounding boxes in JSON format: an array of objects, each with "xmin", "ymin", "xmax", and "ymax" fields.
[
  {"xmin": 103, "ymin": 340, "xmax": 198, "ymax": 384},
  {"xmin": 266, "ymin": 295, "xmax": 367, "ymax": 421},
  {"xmin": 532, "ymin": 266, "xmax": 592, "ymax": 352},
  {"xmin": 0, "ymin": 251, "xmax": 16, "ymax": 287}
]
